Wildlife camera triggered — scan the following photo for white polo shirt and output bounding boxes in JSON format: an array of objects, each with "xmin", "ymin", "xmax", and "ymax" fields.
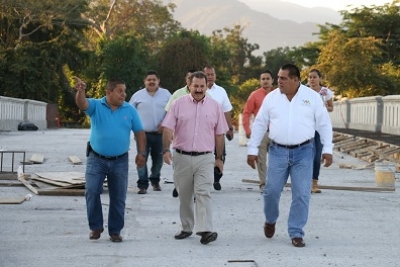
[
  {"xmin": 207, "ymin": 83, "xmax": 232, "ymax": 112},
  {"xmin": 247, "ymin": 84, "xmax": 333, "ymax": 155}
]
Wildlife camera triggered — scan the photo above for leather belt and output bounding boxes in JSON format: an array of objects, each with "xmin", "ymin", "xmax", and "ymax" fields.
[
  {"xmin": 145, "ymin": 131, "xmax": 160, "ymax": 135},
  {"xmin": 271, "ymin": 139, "xmax": 312, "ymax": 149},
  {"xmin": 175, "ymin": 149, "xmax": 212, "ymax": 156},
  {"xmin": 91, "ymin": 150, "xmax": 127, "ymax": 160}
]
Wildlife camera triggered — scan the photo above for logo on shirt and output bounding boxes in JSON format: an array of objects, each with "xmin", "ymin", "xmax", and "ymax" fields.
[{"xmin": 302, "ymin": 99, "xmax": 311, "ymax": 106}]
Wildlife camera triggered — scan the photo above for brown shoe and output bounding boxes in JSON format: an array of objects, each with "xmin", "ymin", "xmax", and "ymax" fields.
[
  {"xmin": 174, "ymin": 231, "xmax": 192, "ymax": 240},
  {"xmin": 292, "ymin": 237, "xmax": 305, "ymax": 247},
  {"xmin": 311, "ymin": 179, "xmax": 321, "ymax": 193},
  {"xmin": 199, "ymin": 232, "xmax": 218, "ymax": 245},
  {"xmin": 89, "ymin": 228, "xmax": 104, "ymax": 240},
  {"xmin": 152, "ymin": 183, "xmax": 161, "ymax": 191},
  {"xmin": 263, "ymin": 222, "xmax": 275, "ymax": 238},
  {"xmin": 110, "ymin": 234, "xmax": 123, "ymax": 242},
  {"xmin": 138, "ymin": 188, "xmax": 147, "ymax": 194}
]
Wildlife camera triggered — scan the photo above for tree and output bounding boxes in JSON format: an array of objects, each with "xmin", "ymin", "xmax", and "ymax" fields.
[
  {"xmin": 210, "ymin": 25, "xmax": 263, "ymax": 86},
  {"xmin": 156, "ymin": 30, "xmax": 211, "ymax": 91},
  {"xmin": 340, "ymin": 1, "xmax": 400, "ymax": 64},
  {"xmin": 83, "ymin": 0, "xmax": 182, "ymax": 52},
  {"xmin": 316, "ymin": 30, "xmax": 385, "ymax": 97},
  {"xmin": 0, "ymin": 0, "xmax": 88, "ymax": 102}
]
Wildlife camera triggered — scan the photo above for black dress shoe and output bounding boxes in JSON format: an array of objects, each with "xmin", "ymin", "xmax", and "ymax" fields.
[
  {"xmin": 89, "ymin": 228, "xmax": 104, "ymax": 240},
  {"xmin": 199, "ymin": 232, "xmax": 218, "ymax": 244},
  {"xmin": 174, "ymin": 231, "xmax": 192, "ymax": 240},
  {"xmin": 172, "ymin": 188, "xmax": 179, "ymax": 197},
  {"xmin": 213, "ymin": 182, "xmax": 221, "ymax": 191}
]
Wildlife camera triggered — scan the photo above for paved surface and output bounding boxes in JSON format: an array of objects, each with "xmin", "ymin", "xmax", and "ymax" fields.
[{"xmin": 0, "ymin": 129, "xmax": 399, "ymax": 267}]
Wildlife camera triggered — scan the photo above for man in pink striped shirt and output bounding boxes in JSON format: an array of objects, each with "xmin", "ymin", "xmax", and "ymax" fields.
[{"xmin": 162, "ymin": 71, "xmax": 228, "ymax": 245}]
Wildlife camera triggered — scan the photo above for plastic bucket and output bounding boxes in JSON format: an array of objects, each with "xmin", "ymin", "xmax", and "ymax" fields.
[{"xmin": 374, "ymin": 162, "xmax": 396, "ymax": 187}]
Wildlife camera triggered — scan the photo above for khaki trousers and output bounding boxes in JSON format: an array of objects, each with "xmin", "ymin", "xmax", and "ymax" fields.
[
  {"xmin": 257, "ymin": 132, "xmax": 270, "ymax": 186},
  {"xmin": 173, "ymin": 152, "xmax": 214, "ymax": 233}
]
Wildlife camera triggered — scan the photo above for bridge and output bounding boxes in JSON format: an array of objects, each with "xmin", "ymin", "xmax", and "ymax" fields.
[{"xmin": 1, "ymin": 94, "xmax": 400, "ymax": 135}]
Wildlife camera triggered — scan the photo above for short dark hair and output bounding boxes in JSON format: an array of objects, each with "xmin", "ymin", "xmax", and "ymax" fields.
[
  {"xmin": 144, "ymin": 70, "xmax": 159, "ymax": 79},
  {"xmin": 189, "ymin": 71, "xmax": 207, "ymax": 85},
  {"xmin": 187, "ymin": 68, "xmax": 197, "ymax": 74},
  {"xmin": 106, "ymin": 78, "xmax": 125, "ymax": 91},
  {"xmin": 261, "ymin": 70, "xmax": 273, "ymax": 77},
  {"xmin": 280, "ymin": 64, "xmax": 300, "ymax": 79}
]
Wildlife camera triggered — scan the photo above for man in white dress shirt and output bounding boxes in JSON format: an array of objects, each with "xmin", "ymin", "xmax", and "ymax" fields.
[
  {"xmin": 203, "ymin": 66, "xmax": 234, "ymax": 191},
  {"xmin": 246, "ymin": 64, "xmax": 333, "ymax": 248}
]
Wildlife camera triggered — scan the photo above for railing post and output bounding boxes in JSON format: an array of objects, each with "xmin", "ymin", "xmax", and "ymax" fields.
[{"xmin": 376, "ymin": 96, "xmax": 383, "ymax": 133}]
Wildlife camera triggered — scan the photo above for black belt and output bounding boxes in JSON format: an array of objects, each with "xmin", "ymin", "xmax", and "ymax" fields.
[
  {"xmin": 145, "ymin": 131, "xmax": 160, "ymax": 135},
  {"xmin": 91, "ymin": 150, "xmax": 127, "ymax": 160},
  {"xmin": 272, "ymin": 139, "xmax": 312, "ymax": 149},
  {"xmin": 175, "ymin": 149, "xmax": 212, "ymax": 156}
]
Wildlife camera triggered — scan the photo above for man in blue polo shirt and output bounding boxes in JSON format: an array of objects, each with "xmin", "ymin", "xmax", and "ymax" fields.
[{"xmin": 74, "ymin": 77, "xmax": 146, "ymax": 243}]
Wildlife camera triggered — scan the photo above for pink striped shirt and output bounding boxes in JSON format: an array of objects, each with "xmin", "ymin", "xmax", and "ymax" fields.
[{"xmin": 162, "ymin": 94, "xmax": 228, "ymax": 152}]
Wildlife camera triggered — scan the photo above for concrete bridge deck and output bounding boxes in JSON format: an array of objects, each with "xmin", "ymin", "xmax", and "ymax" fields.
[{"xmin": 0, "ymin": 129, "xmax": 399, "ymax": 267}]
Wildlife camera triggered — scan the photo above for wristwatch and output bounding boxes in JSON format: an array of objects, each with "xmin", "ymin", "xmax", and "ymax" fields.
[
  {"xmin": 163, "ymin": 149, "xmax": 171, "ymax": 154},
  {"xmin": 138, "ymin": 151, "xmax": 146, "ymax": 157}
]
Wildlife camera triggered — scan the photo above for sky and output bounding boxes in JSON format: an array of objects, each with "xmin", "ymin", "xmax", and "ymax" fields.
[{"xmin": 282, "ymin": 0, "xmax": 393, "ymax": 10}]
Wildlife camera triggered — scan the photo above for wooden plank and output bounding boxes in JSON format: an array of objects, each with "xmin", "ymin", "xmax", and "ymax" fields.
[
  {"xmin": 242, "ymin": 179, "xmax": 260, "ymax": 184},
  {"xmin": 243, "ymin": 179, "xmax": 394, "ymax": 191},
  {"xmin": 68, "ymin": 156, "xmax": 82, "ymax": 165},
  {"xmin": 340, "ymin": 141, "xmax": 372, "ymax": 153},
  {"xmin": 30, "ymin": 154, "xmax": 44, "ymax": 164},
  {"xmin": 285, "ymin": 183, "xmax": 395, "ymax": 192},
  {"xmin": 333, "ymin": 138, "xmax": 356, "ymax": 149},
  {"xmin": 30, "ymin": 176, "xmax": 74, "ymax": 187},
  {"xmin": 37, "ymin": 188, "xmax": 85, "ymax": 196},
  {"xmin": 18, "ymin": 177, "xmax": 39, "ymax": 195},
  {"xmin": 0, "ymin": 180, "xmax": 24, "ymax": 187},
  {"xmin": 368, "ymin": 148, "xmax": 400, "ymax": 163},
  {"xmin": 35, "ymin": 172, "xmax": 85, "ymax": 184},
  {"xmin": 0, "ymin": 197, "xmax": 26, "ymax": 204}
]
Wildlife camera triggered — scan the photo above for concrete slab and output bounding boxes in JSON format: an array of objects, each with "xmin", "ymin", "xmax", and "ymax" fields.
[{"xmin": 0, "ymin": 129, "xmax": 399, "ymax": 267}]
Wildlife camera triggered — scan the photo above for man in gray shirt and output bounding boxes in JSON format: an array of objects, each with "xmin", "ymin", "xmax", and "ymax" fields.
[{"xmin": 129, "ymin": 70, "xmax": 171, "ymax": 194}]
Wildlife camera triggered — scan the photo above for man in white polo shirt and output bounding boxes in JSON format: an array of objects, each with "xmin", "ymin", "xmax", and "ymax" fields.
[
  {"xmin": 203, "ymin": 66, "xmax": 234, "ymax": 191},
  {"xmin": 247, "ymin": 64, "xmax": 333, "ymax": 248}
]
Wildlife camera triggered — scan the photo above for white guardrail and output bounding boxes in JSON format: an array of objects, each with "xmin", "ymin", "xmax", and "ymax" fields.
[
  {"xmin": 1, "ymin": 95, "xmax": 399, "ymax": 134},
  {"xmin": 0, "ymin": 96, "xmax": 47, "ymax": 131}
]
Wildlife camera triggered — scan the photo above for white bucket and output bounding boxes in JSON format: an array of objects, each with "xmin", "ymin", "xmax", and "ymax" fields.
[{"xmin": 374, "ymin": 162, "xmax": 396, "ymax": 188}]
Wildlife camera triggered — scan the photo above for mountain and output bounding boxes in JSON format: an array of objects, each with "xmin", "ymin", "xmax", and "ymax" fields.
[
  {"xmin": 162, "ymin": 0, "xmax": 343, "ymax": 55},
  {"xmin": 237, "ymin": 0, "xmax": 342, "ymax": 24}
]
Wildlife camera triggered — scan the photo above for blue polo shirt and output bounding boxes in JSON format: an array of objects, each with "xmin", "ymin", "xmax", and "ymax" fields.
[{"xmin": 85, "ymin": 97, "xmax": 144, "ymax": 156}]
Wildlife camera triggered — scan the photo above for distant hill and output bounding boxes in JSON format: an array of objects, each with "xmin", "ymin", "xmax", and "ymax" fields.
[{"xmin": 162, "ymin": 0, "xmax": 343, "ymax": 55}]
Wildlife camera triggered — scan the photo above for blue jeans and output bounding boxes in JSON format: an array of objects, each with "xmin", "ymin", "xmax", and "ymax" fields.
[
  {"xmin": 263, "ymin": 141, "xmax": 313, "ymax": 239},
  {"xmin": 85, "ymin": 152, "xmax": 128, "ymax": 235},
  {"xmin": 137, "ymin": 133, "xmax": 163, "ymax": 189},
  {"xmin": 313, "ymin": 131, "xmax": 323, "ymax": 180}
]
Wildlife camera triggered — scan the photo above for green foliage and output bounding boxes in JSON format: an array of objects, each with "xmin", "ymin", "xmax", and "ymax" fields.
[
  {"xmin": 2, "ymin": 0, "xmax": 400, "ymax": 127},
  {"xmin": 210, "ymin": 25, "xmax": 263, "ymax": 87},
  {"xmin": 85, "ymin": 34, "xmax": 151, "ymax": 99},
  {"xmin": 230, "ymin": 78, "xmax": 259, "ymax": 124},
  {"xmin": 156, "ymin": 30, "xmax": 211, "ymax": 91}
]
